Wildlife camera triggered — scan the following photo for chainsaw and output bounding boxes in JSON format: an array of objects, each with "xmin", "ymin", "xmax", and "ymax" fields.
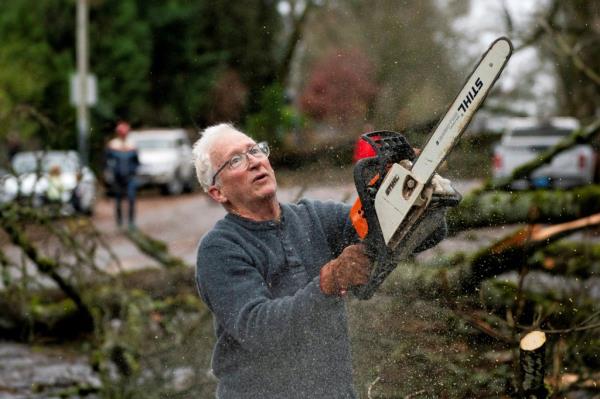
[{"xmin": 350, "ymin": 37, "xmax": 513, "ymax": 300}]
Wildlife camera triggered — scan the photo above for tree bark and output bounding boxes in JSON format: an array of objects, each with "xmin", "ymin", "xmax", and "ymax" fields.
[
  {"xmin": 519, "ymin": 330, "xmax": 550, "ymax": 398},
  {"xmin": 125, "ymin": 229, "xmax": 187, "ymax": 269}
]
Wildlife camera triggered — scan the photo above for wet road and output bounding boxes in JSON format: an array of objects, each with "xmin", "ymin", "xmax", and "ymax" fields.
[
  {"xmin": 93, "ymin": 183, "xmax": 358, "ymax": 270},
  {"xmin": 94, "ymin": 180, "xmax": 483, "ymax": 271}
]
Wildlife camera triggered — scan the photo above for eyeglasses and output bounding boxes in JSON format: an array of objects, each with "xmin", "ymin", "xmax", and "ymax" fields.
[{"xmin": 211, "ymin": 141, "xmax": 270, "ymax": 185}]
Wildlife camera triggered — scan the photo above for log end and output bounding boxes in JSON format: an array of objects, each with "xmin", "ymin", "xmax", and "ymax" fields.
[{"xmin": 520, "ymin": 330, "xmax": 547, "ymax": 351}]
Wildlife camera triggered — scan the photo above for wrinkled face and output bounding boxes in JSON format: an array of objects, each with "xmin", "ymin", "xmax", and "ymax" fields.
[{"xmin": 209, "ymin": 131, "xmax": 277, "ymax": 207}]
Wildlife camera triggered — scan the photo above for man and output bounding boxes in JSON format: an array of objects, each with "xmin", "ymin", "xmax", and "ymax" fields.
[
  {"xmin": 105, "ymin": 121, "xmax": 139, "ymax": 229},
  {"xmin": 193, "ymin": 123, "xmax": 445, "ymax": 398}
]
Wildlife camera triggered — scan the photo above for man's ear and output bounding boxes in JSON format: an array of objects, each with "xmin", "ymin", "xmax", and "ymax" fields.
[{"xmin": 207, "ymin": 185, "xmax": 228, "ymax": 204}]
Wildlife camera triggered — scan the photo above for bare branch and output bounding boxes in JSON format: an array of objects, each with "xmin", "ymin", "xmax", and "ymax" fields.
[
  {"xmin": 513, "ymin": 0, "xmax": 560, "ymax": 52},
  {"xmin": 538, "ymin": 18, "xmax": 600, "ymax": 86}
]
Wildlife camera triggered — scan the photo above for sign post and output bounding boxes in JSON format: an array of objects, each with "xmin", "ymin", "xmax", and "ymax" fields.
[{"xmin": 76, "ymin": 0, "xmax": 90, "ymax": 166}]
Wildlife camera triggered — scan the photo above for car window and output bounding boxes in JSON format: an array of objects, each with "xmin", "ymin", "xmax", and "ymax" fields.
[
  {"xmin": 12, "ymin": 153, "xmax": 80, "ymax": 174},
  {"xmin": 133, "ymin": 139, "xmax": 177, "ymax": 149},
  {"xmin": 511, "ymin": 126, "xmax": 573, "ymax": 137}
]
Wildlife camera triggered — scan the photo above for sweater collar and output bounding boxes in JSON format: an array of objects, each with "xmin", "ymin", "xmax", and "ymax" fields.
[{"xmin": 225, "ymin": 203, "xmax": 286, "ymax": 231}]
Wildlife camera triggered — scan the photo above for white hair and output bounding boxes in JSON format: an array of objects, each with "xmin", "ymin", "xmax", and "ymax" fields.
[{"xmin": 192, "ymin": 123, "xmax": 247, "ymax": 192}]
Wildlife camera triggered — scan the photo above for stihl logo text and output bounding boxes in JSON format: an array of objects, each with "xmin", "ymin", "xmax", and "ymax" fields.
[
  {"xmin": 458, "ymin": 77, "xmax": 483, "ymax": 113},
  {"xmin": 385, "ymin": 175, "xmax": 400, "ymax": 196}
]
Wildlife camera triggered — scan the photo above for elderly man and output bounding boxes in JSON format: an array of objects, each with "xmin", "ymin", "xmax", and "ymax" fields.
[{"xmin": 193, "ymin": 123, "xmax": 445, "ymax": 398}]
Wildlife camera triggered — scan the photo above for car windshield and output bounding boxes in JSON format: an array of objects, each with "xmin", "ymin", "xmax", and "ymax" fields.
[
  {"xmin": 12, "ymin": 152, "xmax": 80, "ymax": 174},
  {"xmin": 511, "ymin": 126, "xmax": 573, "ymax": 137},
  {"xmin": 133, "ymin": 139, "xmax": 178, "ymax": 150}
]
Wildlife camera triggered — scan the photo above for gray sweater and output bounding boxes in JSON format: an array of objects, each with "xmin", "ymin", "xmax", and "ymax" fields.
[{"xmin": 196, "ymin": 199, "xmax": 359, "ymax": 398}]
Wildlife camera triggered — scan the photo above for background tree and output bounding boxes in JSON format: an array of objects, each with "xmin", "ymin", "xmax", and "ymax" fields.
[
  {"xmin": 293, "ymin": 0, "xmax": 462, "ymax": 143},
  {"xmin": 0, "ymin": 0, "xmax": 285, "ymax": 168},
  {"xmin": 0, "ymin": 0, "xmax": 76, "ymax": 151},
  {"xmin": 539, "ymin": 1, "xmax": 600, "ymax": 121},
  {"xmin": 299, "ymin": 48, "xmax": 378, "ymax": 130}
]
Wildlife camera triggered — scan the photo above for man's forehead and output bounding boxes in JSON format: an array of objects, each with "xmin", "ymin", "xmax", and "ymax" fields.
[{"xmin": 211, "ymin": 131, "xmax": 255, "ymax": 160}]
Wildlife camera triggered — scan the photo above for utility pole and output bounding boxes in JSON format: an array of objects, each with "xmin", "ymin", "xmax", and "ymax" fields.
[{"xmin": 76, "ymin": 0, "xmax": 89, "ymax": 166}]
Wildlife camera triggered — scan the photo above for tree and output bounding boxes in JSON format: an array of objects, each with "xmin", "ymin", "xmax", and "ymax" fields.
[
  {"xmin": 299, "ymin": 48, "xmax": 378, "ymax": 128},
  {"xmin": 0, "ymin": 0, "xmax": 76, "ymax": 149},
  {"xmin": 541, "ymin": 1, "xmax": 600, "ymax": 120},
  {"xmin": 501, "ymin": 0, "xmax": 600, "ymax": 121},
  {"xmin": 295, "ymin": 0, "xmax": 461, "ymax": 134}
]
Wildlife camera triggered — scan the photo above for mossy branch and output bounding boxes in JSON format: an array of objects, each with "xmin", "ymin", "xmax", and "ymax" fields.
[
  {"xmin": 125, "ymin": 229, "xmax": 187, "ymax": 269},
  {"xmin": 448, "ymin": 184, "xmax": 600, "ymax": 234},
  {"xmin": 0, "ymin": 203, "xmax": 94, "ymax": 328}
]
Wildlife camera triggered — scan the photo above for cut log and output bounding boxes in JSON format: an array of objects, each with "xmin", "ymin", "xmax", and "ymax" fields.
[{"xmin": 520, "ymin": 330, "xmax": 550, "ymax": 398}]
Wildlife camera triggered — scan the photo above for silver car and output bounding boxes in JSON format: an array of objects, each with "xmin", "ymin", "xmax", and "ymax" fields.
[
  {"xmin": 128, "ymin": 129, "xmax": 196, "ymax": 195},
  {"xmin": 492, "ymin": 117, "xmax": 596, "ymax": 189},
  {"xmin": 0, "ymin": 150, "xmax": 97, "ymax": 214}
]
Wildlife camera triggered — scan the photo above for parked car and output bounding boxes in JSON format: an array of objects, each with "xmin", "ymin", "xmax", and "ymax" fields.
[
  {"xmin": 492, "ymin": 117, "xmax": 596, "ymax": 189},
  {"xmin": 127, "ymin": 129, "xmax": 196, "ymax": 195},
  {"xmin": 0, "ymin": 150, "xmax": 97, "ymax": 214}
]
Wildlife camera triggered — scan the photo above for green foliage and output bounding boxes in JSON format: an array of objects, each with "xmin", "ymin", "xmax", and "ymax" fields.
[
  {"xmin": 245, "ymin": 83, "xmax": 304, "ymax": 148},
  {"xmin": 0, "ymin": 1, "xmax": 75, "ymax": 148},
  {"xmin": 0, "ymin": 0, "xmax": 283, "ymax": 168}
]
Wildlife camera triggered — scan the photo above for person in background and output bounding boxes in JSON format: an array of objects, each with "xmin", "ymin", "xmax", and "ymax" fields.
[
  {"xmin": 45, "ymin": 164, "xmax": 64, "ymax": 205},
  {"xmin": 105, "ymin": 121, "xmax": 139, "ymax": 229}
]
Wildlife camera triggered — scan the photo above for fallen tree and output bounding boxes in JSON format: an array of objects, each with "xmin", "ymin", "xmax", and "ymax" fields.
[
  {"xmin": 447, "ymin": 184, "xmax": 600, "ymax": 234},
  {"xmin": 384, "ymin": 212, "xmax": 600, "ymax": 300}
]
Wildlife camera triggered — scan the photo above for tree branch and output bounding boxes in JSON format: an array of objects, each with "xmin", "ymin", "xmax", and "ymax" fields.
[{"xmin": 538, "ymin": 18, "xmax": 600, "ymax": 86}]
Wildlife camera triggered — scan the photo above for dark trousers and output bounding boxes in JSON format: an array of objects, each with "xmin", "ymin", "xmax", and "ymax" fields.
[{"xmin": 113, "ymin": 176, "xmax": 137, "ymax": 226}]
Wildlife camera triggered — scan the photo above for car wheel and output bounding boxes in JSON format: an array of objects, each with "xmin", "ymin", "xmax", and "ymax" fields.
[
  {"xmin": 183, "ymin": 176, "xmax": 196, "ymax": 193},
  {"xmin": 163, "ymin": 175, "xmax": 184, "ymax": 196}
]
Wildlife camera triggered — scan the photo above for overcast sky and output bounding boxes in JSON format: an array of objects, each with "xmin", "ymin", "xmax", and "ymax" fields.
[{"xmin": 451, "ymin": 0, "xmax": 558, "ymax": 116}]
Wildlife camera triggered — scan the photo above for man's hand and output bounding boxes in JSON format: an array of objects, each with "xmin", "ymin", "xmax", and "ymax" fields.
[{"xmin": 319, "ymin": 244, "xmax": 372, "ymax": 296}]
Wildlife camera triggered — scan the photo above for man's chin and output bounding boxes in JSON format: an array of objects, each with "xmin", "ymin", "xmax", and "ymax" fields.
[{"xmin": 256, "ymin": 182, "xmax": 277, "ymax": 199}]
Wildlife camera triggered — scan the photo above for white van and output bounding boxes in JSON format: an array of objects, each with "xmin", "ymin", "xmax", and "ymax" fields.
[{"xmin": 128, "ymin": 129, "xmax": 196, "ymax": 195}]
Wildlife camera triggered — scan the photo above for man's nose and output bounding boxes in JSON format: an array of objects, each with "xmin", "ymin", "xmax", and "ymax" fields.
[{"xmin": 247, "ymin": 153, "xmax": 261, "ymax": 168}]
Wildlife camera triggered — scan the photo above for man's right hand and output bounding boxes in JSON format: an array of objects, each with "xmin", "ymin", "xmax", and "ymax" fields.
[{"xmin": 319, "ymin": 244, "xmax": 372, "ymax": 296}]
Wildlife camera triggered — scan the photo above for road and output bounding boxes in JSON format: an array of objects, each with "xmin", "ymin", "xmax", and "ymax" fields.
[{"xmin": 93, "ymin": 179, "xmax": 483, "ymax": 271}]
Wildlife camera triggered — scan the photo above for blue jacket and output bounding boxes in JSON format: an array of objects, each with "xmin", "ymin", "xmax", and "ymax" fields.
[{"xmin": 105, "ymin": 146, "xmax": 139, "ymax": 180}]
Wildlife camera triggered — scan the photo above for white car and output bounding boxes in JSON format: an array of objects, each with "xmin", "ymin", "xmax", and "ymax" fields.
[
  {"xmin": 492, "ymin": 117, "xmax": 596, "ymax": 189},
  {"xmin": 128, "ymin": 129, "xmax": 196, "ymax": 195},
  {"xmin": 0, "ymin": 150, "xmax": 97, "ymax": 214}
]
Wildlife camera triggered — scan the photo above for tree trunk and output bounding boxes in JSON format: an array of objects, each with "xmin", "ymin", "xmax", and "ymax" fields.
[{"xmin": 519, "ymin": 330, "xmax": 550, "ymax": 398}]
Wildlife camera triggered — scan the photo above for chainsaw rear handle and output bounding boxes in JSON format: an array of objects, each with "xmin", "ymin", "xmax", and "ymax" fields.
[
  {"xmin": 351, "ymin": 131, "xmax": 415, "ymax": 249},
  {"xmin": 350, "ymin": 131, "xmax": 416, "ymax": 300}
]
